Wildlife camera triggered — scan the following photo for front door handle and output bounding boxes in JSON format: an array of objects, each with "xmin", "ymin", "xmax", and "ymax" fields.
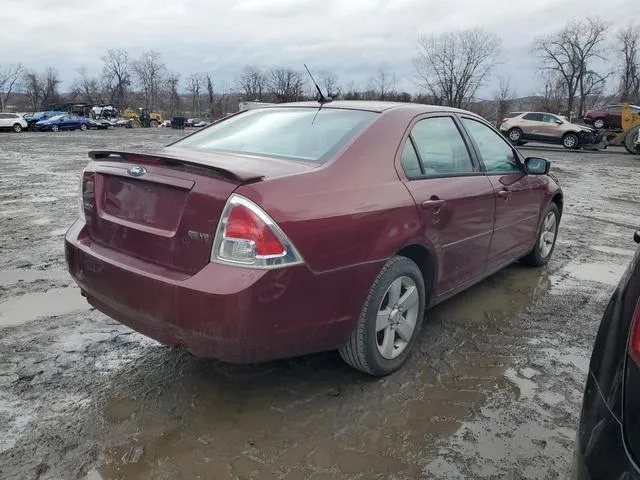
[{"xmin": 497, "ymin": 189, "xmax": 510, "ymax": 199}]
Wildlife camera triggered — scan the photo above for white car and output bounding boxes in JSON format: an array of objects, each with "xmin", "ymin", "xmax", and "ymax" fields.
[{"xmin": 0, "ymin": 112, "xmax": 28, "ymax": 133}]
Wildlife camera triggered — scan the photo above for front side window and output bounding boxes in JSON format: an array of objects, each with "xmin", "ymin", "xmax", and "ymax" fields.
[
  {"xmin": 409, "ymin": 117, "xmax": 474, "ymax": 176},
  {"xmin": 173, "ymin": 107, "xmax": 378, "ymax": 164},
  {"xmin": 543, "ymin": 114, "xmax": 561, "ymax": 124},
  {"xmin": 461, "ymin": 118, "xmax": 520, "ymax": 174}
]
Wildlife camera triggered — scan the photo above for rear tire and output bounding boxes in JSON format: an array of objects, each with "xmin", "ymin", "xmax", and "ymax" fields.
[
  {"xmin": 339, "ymin": 256, "xmax": 426, "ymax": 376},
  {"xmin": 521, "ymin": 203, "xmax": 560, "ymax": 267},
  {"xmin": 507, "ymin": 127, "xmax": 523, "ymax": 145},
  {"xmin": 12, "ymin": 123, "xmax": 22, "ymax": 133},
  {"xmin": 562, "ymin": 132, "xmax": 579, "ymax": 150},
  {"xmin": 80, "ymin": 124, "xmax": 87, "ymax": 131},
  {"xmin": 624, "ymin": 126, "xmax": 640, "ymax": 155},
  {"xmin": 150, "ymin": 119, "xmax": 159, "ymax": 128}
]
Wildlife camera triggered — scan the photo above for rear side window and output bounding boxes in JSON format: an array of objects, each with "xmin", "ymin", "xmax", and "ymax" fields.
[
  {"xmin": 400, "ymin": 140, "xmax": 422, "ymax": 178},
  {"xmin": 606, "ymin": 106, "xmax": 623, "ymax": 112},
  {"xmin": 174, "ymin": 107, "xmax": 378, "ymax": 164},
  {"xmin": 523, "ymin": 113, "xmax": 543, "ymax": 121},
  {"xmin": 410, "ymin": 117, "xmax": 474, "ymax": 176}
]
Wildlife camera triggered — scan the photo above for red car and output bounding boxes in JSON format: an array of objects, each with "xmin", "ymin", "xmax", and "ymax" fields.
[
  {"xmin": 65, "ymin": 101, "xmax": 563, "ymax": 376},
  {"xmin": 584, "ymin": 104, "xmax": 640, "ymax": 130}
]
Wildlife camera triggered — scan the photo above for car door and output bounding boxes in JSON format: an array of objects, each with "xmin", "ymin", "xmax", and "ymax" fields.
[
  {"xmin": 0, "ymin": 113, "xmax": 9, "ymax": 128},
  {"xmin": 459, "ymin": 116, "xmax": 546, "ymax": 270},
  {"xmin": 606, "ymin": 106, "xmax": 623, "ymax": 129},
  {"xmin": 520, "ymin": 113, "xmax": 545, "ymax": 140},
  {"xmin": 399, "ymin": 115, "xmax": 496, "ymax": 295},
  {"xmin": 539, "ymin": 114, "xmax": 563, "ymax": 141}
]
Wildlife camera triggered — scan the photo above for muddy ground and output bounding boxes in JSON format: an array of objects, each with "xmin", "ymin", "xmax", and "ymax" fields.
[{"xmin": 0, "ymin": 128, "xmax": 638, "ymax": 480}]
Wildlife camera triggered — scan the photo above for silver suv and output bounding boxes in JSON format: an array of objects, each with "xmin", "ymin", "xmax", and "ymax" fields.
[{"xmin": 500, "ymin": 112, "xmax": 599, "ymax": 149}]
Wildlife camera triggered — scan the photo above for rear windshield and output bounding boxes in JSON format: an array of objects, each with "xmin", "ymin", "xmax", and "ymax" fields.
[{"xmin": 174, "ymin": 107, "xmax": 378, "ymax": 163}]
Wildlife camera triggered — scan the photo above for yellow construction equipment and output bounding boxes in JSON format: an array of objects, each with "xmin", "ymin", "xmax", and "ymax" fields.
[
  {"xmin": 122, "ymin": 107, "xmax": 164, "ymax": 128},
  {"xmin": 602, "ymin": 104, "xmax": 640, "ymax": 154}
]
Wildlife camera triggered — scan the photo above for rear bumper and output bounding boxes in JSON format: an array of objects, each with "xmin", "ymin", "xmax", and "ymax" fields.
[
  {"xmin": 65, "ymin": 220, "xmax": 381, "ymax": 363},
  {"xmin": 572, "ymin": 371, "xmax": 640, "ymax": 480}
]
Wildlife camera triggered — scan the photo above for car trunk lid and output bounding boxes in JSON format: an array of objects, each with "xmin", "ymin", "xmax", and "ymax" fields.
[{"xmin": 82, "ymin": 149, "xmax": 315, "ymax": 274}]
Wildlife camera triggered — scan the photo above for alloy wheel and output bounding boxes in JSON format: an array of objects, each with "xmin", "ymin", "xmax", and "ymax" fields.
[
  {"xmin": 375, "ymin": 276, "xmax": 420, "ymax": 359},
  {"xmin": 539, "ymin": 211, "xmax": 557, "ymax": 258}
]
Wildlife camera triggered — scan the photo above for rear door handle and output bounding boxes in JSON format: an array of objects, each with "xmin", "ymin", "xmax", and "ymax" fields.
[{"xmin": 422, "ymin": 197, "xmax": 445, "ymax": 209}]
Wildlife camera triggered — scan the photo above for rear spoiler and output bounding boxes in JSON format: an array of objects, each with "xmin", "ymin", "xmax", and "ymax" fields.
[{"xmin": 88, "ymin": 148, "xmax": 265, "ymax": 183}]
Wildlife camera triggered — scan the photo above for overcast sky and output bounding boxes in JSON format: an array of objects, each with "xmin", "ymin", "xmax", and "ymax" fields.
[{"xmin": 2, "ymin": 0, "xmax": 638, "ymax": 98}]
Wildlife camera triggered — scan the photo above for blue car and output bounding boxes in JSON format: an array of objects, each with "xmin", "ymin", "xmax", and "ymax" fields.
[
  {"xmin": 35, "ymin": 114, "xmax": 93, "ymax": 132},
  {"xmin": 25, "ymin": 110, "xmax": 67, "ymax": 130}
]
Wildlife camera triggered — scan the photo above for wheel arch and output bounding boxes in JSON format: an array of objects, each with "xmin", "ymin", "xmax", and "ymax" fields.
[
  {"xmin": 551, "ymin": 191, "xmax": 564, "ymax": 217},
  {"xmin": 395, "ymin": 243, "xmax": 437, "ymax": 300}
]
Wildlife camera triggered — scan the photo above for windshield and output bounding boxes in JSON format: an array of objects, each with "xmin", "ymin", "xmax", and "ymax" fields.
[{"xmin": 173, "ymin": 107, "xmax": 378, "ymax": 163}]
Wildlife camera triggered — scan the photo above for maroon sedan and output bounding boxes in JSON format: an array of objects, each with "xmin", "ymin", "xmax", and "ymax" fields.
[{"xmin": 65, "ymin": 101, "xmax": 563, "ymax": 376}]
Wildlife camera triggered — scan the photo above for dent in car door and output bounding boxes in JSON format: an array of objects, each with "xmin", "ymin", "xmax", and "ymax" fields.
[
  {"xmin": 460, "ymin": 116, "xmax": 546, "ymax": 268},
  {"xmin": 399, "ymin": 116, "xmax": 496, "ymax": 295}
]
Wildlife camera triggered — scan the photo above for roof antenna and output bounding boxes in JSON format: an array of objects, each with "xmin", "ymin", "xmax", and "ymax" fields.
[{"xmin": 304, "ymin": 64, "xmax": 332, "ymax": 104}]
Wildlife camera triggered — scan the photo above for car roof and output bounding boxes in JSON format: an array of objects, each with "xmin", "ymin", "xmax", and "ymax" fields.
[{"xmin": 272, "ymin": 100, "xmax": 476, "ymax": 115}]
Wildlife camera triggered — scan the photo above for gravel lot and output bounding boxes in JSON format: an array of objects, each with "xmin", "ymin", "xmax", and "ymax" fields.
[{"xmin": 0, "ymin": 128, "xmax": 638, "ymax": 480}]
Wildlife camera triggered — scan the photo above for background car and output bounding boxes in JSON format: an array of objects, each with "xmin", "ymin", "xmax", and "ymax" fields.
[
  {"xmin": 24, "ymin": 110, "xmax": 67, "ymax": 130},
  {"xmin": 0, "ymin": 112, "xmax": 28, "ymax": 133},
  {"xmin": 572, "ymin": 230, "xmax": 640, "ymax": 479},
  {"xmin": 35, "ymin": 114, "xmax": 93, "ymax": 132},
  {"xmin": 65, "ymin": 101, "xmax": 563, "ymax": 376},
  {"xmin": 584, "ymin": 104, "xmax": 640, "ymax": 130},
  {"xmin": 500, "ymin": 111, "xmax": 601, "ymax": 149}
]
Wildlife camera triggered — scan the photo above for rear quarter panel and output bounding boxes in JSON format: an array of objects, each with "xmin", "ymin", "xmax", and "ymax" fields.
[{"xmin": 237, "ymin": 108, "xmax": 423, "ymax": 274}]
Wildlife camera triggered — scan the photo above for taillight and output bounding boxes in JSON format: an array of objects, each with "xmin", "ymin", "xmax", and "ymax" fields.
[
  {"xmin": 80, "ymin": 170, "xmax": 95, "ymax": 223},
  {"xmin": 212, "ymin": 194, "xmax": 303, "ymax": 269},
  {"xmin": 630, "ymin": 300, "xmax": 640, "ymax": 365}
]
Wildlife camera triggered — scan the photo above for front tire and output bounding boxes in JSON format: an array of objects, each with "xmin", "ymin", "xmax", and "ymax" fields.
[
  {"xmin": 562, "ymin": 132, "xmax": 579, "ymax": 150},
  {"xmin": 340, "ymin": 256, "xmax": 426, "ymax": 376},
  {"xmin": 51, "ymin": 124, "xmax": 59, "ymax": 132},
  {"xmin": 80, "ymin": 124, "xmax": 87, "ymax": 131},
  {"xmin": 521, "ymin": 203, "xmax": 560, "ymax": 267},
  {"xmin": 12, "ymin": 123, "xmax": 22, "ymax": 133},
  {"xmin": 624, "ymin": 126, "xmax": 640, "ymax": 155},
  {"xmin": 150, "ymin": 119, "xmax": 159, "ymax": 128}
]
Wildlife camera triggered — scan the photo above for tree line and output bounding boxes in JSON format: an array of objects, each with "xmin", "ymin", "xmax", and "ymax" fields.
[{"xmin": 0, "ymin": 18, "xmax": 638, "ymax": 120}]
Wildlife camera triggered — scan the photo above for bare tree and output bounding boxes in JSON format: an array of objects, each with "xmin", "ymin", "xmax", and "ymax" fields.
[
  {"xmin": 206, "ymin": 74, "xmax": 214, "ymax": 117},
  {"xmin": 267, "ymin": 68, "xmax": 305, "ymax": 102},
  {"xmin": 73, "ymin": 66, "xmax": 101, "ymax": 104},
  {"xmin": 238, "ymin": 65, "xmax": 267, "ymax": 101},
  {"xmin": 616, "ymin": 23, "xmax": 640, "ymax": 103},
  {"xmin": 414, "ymin": 28, "xmax": 502, "ymax": 108},
  {"xmin": 165, "ymin": 73, "xmax": 181, "ymax": 116},
  {"xmin": 21, "ymin": 70, "xmax": 44, "ymax": 110},
  {"xmin": 318, "ymin": 70, "xmax": 341, "ymax": 98},
  {"xmin": 533, "ymin": 18, "xmax": 608, "ymax": 117},
  {"xmin": 369, "ymin": 63, "xmax": 396, "ymax": 100},
  {"xmin": 536, "ymin": 73, "xmax": 567, "ymax": 115},
  {"xmin": 102, "ymin": 49, "xmax": 131, "ymax": 107},
  {"xmin": 186, "ymin": 73, "xmax": 205, "ymax": 114},
  {"xmin": 494, "ymin": 76, "xmax": 515, "ymax": 125},
  {"xmin": 133, "ymin": 51, "xmax": 166, "ymax": 110},
  {"xmin": 41, "ymin": 67, "xmax": 61, "ymax": 107},
  {"xmin": 0, "ymin": 63, "xmax": 24, "ymax": 111}
]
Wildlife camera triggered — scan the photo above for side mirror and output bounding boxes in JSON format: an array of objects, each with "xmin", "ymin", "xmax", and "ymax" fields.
[
  {"xmin": 525, "ymin": 157, "xmax": 550, "ymax": 175},
  {"xmin": 555, "ymin": 120, "xmax": 563, "ymax": 125}
]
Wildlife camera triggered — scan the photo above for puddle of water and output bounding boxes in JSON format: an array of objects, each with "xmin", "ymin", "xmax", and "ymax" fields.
[
  {"xmin": 559, "ymin": 262, "xmax": 626, "ymax": 286},
  {"xmin": 0, "ymin": 269, "xmax": 71, "ymax": 287},
  {"xmin": 0, "ymin": 287, "xmax": 89, "ymax": 327},
  {"xmin": 591, "ymin": 245, "xmax": 636, "ymax": 256},
  {"xmin": 431, "ymin": 265, "xmax": 550, "ymax": 325}
]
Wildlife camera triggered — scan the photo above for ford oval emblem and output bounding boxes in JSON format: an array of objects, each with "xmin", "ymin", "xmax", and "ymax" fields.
[{"xmin": 128, "ymin": 165, "xmax": 147, "ymax": 177}]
